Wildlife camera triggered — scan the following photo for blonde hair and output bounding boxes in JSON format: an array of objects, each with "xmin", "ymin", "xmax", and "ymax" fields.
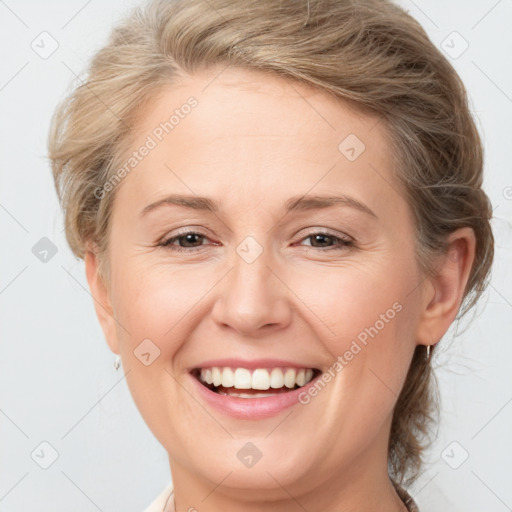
[{"xmin": 48, "ymin": 0, "xmax": 494, "ymax": 486}]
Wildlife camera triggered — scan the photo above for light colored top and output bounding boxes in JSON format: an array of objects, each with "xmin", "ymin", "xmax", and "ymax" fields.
[
  {"xmin": 144, "ymin": 483, "xmax": 419, "ymax": 511},
  {"xmin": 144, "ymin": 483, "xmax": 174, "ymax": 512}
]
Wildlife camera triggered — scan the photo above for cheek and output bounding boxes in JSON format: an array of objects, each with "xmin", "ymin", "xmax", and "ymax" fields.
[
  {"xmin": 291, "ymin": 259, "xmax": 417, "ymax": 349},
  {"xmin": 110, "ymin": 262, "xmax": 212, "ymax": 346},
  {"xmin": 108, "ymin": 264, "xmax": 210, "ymax": 443},
  {"xmin": 290, "ymin": 257, "xmax": 420, "ymax": 405}
]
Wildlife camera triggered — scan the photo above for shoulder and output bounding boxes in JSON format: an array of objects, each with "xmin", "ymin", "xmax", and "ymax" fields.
[{"xmin": 143, "ymin": 482, "xmax": 174, "ymax": 512}]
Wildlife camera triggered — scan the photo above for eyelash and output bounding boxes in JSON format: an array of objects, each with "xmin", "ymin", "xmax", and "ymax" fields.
[{"xmin": 158, "ymin": 230, "xmax": 354, "ymax": 253}]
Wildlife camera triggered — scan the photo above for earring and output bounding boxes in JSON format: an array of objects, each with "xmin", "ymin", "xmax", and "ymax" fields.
[
  {"xmin": 114, "ymin": 356, "xmax": 121, "ymax": 371},
  {"xmin": 426, "ymin": 344, "xmax": 431, "ymax": 361}
]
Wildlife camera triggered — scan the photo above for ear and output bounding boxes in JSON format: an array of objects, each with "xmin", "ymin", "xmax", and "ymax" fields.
[
  {"xmin": 84, "ymin": 245, "xmax": 120, "ymax": 355},
  {"xmin": 415, "ymin": 227, "xmax": 476, "ymax": 348}
]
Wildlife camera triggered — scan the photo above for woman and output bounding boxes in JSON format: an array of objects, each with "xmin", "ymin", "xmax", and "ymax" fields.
[{"xmin": 48, "ymin": 0, "xmax": 494, "ymax": 510}]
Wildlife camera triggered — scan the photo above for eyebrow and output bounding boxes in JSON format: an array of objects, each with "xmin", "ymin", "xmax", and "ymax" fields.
[{"xmin": 140, "ymin": 193, "xmax": 377, "ymax": 218}]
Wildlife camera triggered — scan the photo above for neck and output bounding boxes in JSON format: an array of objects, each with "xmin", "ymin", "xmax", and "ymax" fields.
[{"xmin": 166, "ymin": 472, "xmax": 406, "ymax": 512}]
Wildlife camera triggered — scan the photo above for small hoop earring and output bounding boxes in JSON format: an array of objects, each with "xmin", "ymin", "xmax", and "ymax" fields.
[{"xmin": 114, "ymin": 356, "xmax": 121, "ymax": 371}]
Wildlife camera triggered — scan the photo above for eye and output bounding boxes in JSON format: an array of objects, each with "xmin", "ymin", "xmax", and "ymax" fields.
[
  {"xmin": 159, "ymin": 231, "xmax": 212, "ymax": 252},
  {"xmin": 297, "ymin": 231, "xmax": 353, "ymax": 251},
  {"xmin": 158, "ymin": 229, "xmax": 353, "ymax": 253}
]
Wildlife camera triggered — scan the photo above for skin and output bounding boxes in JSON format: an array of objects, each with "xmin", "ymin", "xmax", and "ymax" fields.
[{"xmin": 85, "ymin": 66, "xmax": 475, "ymax": 511}]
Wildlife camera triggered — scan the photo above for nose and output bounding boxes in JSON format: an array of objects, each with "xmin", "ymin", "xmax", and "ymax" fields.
[{"xmin": 211, "ymin": 247, "xmax": 293, "ymax": 338}]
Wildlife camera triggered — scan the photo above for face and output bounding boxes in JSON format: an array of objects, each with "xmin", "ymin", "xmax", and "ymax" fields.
[{"xmin": 92, "ymin": 66, "xmax": 431, "ymax": 500}]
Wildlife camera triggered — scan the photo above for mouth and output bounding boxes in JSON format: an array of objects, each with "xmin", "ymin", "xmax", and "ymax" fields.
[{"xmin": 191, "ymin": 366, "xmax": 321, "ymax": 398}]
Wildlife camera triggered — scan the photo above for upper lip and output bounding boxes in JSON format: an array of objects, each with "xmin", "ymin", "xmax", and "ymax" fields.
[{"xmin": 189, "ymin": 358, "xmax": 320, "ymax": 371}]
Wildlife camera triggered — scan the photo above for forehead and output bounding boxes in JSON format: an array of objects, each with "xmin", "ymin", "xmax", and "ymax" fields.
[
  {"xmin": 136, "ymin": 66, "xmax": 384, "ymax": 144},
  {"xmin": 117, "ymin": 66, "xmax": 404, "ymax": 219}
]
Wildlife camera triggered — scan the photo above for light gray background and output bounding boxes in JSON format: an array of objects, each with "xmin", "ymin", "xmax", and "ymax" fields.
[{"xmin": 1, "ymin": 1, "xmax": 511, "ymax": 510}]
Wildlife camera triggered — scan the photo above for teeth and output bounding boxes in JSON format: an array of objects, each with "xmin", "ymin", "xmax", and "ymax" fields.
[
  {"xmin": 252, "ymin": 369, "xmax": 270, "ymax": 390},
  {"xmin": 200, "ymin": 368, "xmax": 213, "ymax": 385},
  {"xmin": 218, "ymin": 390, "xmax": 277, "ymax": 398},
  {"xmin": 212, "ymin": 367, "xmax": 222, "ymax": 386},
  {"xmin": 270, "ymin": 368, "xmax": 284, "ymax": 388},
  {"xmin": 234, "ymin": 368, "xmax": 252, "ymax": 389},
  {"xmin": 221, "ymin": 367, "xmax": 234, "ymax": 387},
  {"xmin": 283, "ymin": 368, "xmax": 296, "ymax": 388},
  {"xmin": 197, "ymin": 366, "xmax": 316, "ymax": 390}
]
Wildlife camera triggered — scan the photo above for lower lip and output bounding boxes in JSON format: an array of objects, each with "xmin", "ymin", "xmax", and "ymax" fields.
[{"xmin": 188, "ymin": 372, "xmax": 319, "ymax": 419}]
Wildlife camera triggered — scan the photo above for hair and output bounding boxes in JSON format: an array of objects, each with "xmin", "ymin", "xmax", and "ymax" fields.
[{"xmin": 48, "ymin": 0, "xmax": 494, "ymax": 487}]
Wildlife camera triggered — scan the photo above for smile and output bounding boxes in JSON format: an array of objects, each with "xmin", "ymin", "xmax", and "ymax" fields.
[{"xmin": 192, "ymin": 366, "xmax": 319, "ymax": 398}]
